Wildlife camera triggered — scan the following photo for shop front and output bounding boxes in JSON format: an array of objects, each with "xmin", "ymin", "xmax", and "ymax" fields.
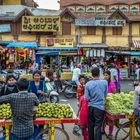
[
  {"xmin": 106, "ymin": 51, "xmax": 129, "ymax": 78},
  {"xmin": 5, "ymin": 42, "xmax": 37, "ymax": 69},
  {"xmin": 77, "ymin": 44, "xmax": 107, "ymax": 65},
  {"xmin": 36, "ymin": 47, "xmax": 78, "ymax": 68}
]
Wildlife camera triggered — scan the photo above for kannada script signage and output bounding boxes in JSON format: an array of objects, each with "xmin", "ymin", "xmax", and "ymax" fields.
[
  {"xmin": 75, "ymin": 19, "xmax": 126, "ymax": 26},
  {"xmin": 46, "ymin": 37, "xmax": 74, "ymax": 47},
  {"xmin": 22, "ymin": 16, "xmax": 60, "ymax": 32},
  {"xmin": 0, "ymin": 24, "xmax": 11, "ymax": 33}
]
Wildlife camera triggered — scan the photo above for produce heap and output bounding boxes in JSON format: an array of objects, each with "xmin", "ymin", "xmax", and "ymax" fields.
[
  {"xmin": 36, "ymin": 103, "xmax": 73, "ymax": 118},
  {"xmin": 0, "ymin": 103, "xmax": 73, "ymax": 120},
  {"xmin": 105, "ymin": 91, "xmax": 135, "ymax": 115}
]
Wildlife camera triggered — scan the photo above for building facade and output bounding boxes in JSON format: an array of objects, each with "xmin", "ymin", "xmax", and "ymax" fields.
[{"xmin": 59, "ymin": 0, "xmax": 140, "ymax": 77}]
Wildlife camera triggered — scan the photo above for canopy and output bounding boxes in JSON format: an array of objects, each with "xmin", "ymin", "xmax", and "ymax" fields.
[
  {"xmin": 6, "ymin": 42, "xmax": 37, "ymax": 49},
  {"xmin": 36, "ymin": 51, "xmax": 59, "ymax": 56},
  {"xmin": 0, "ymin": 41, "xmax": 12, "ymax": 45},
  {"xmin": 106, "ymin": 51, "xmax": 140, "ymax": 56},
  {"xmin": 36, "ymin": 47, "xmax": 78, "ymax": 51},
  {"xmin": 77, "ymin": 44, "xmax": 107, "ymax": 48}
]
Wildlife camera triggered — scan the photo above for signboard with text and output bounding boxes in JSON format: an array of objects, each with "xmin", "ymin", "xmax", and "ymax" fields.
[
  {"xmin": 75, "ymin": 19, "xmax": 126, "ymax": 26},
  {"xmin": 22, "ymin": 16, "xmax": 60, "ymax": 32},
  {"xmin": 46, "ymin": 37, "xmax": 74, "ymax": 47},
  {"xmin": 0, "ymin": 24, "xmax": 11, "ymax": 33}
]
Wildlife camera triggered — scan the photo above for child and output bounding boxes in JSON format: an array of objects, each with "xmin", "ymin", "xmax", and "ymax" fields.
[
  {"xmin": 77, "ymin": 76, "xmax": 89, "ymax": 140},
  {"xmin": 0, "ymin": 74, "xmax": 18, "ymax": 96},
  {"xmin": 77, "ymin": 75, "xmax": 86, "ymax": 101}
]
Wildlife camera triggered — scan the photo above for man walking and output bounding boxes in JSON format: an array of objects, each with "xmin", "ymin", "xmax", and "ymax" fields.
[
  {"xmin": 0, "ymin": 78, "xmax": 39, "ymax": 140},
  {"xmin": 84, "ymin": 67, "xmax": 108, "ymax": 140}
]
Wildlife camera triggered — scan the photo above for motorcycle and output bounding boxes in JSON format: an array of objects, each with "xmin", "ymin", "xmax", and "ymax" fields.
[
  {"xmin": 63, "ymin": 81, "xmax": 77, "ymax": 99},
  {"xmin": 46, "ymin": 79, "xmax": 59, "ymax": 103}
]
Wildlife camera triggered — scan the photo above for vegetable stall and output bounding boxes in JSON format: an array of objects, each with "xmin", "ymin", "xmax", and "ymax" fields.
[
  {"xmin": 104, "ymin": 91, "xmax": 140, "ymax": 140},
  {"xmin": 0, "ymin": 103, "xmax": 78, "ymax": 140}
]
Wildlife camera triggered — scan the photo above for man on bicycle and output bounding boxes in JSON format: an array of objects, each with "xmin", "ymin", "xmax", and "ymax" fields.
[{"xmin": 0, "ymin": 78, "xmax": 39, "ymax": 140}]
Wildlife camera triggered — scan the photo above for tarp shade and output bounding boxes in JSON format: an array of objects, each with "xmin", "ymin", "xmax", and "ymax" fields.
[
  {"xmin": 36, "ymin": 51, "xmax": 59, "ymax": 56},
  {"xmin": 6, "ymin": 42, "xmax": 37, "ymax": 48}
]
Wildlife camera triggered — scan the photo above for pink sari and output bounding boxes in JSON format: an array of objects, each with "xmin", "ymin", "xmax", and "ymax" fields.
[{"xmin": 108, "ymin": 81, "xmax": 116, "ymax": 94}]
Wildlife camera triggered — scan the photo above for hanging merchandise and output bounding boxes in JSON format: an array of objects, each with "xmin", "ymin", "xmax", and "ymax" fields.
[
  {"xmin": 97, "ymin": 49, "xmax": 101, "ymax": 57},
  {"xmin": 86, "ymin": 50, "xmax": 90, "ymax": 57},
  {"xmin": 90, "ymin": 49, "xmax": 93, "ymax": 57},
  {"xmin": 93, "ymin": 49, "xmax": 96, "ymax": 57},
  {"xmin": 125, "ymin": 56, "xmax": 128, "ymax": 63},
  {"xmin": 101, "ymin": 49, "xmax": 105, "ymax": 57}
]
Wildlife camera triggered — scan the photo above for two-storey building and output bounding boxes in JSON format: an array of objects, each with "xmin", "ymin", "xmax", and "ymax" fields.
[{"xmin": 59, "ymin": 0, "xmax": 140, "ymax": 77}]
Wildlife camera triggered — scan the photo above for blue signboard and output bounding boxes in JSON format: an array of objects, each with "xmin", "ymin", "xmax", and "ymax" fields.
[{"xmin": 0, "ymin": 24, "xmax": 11, "ymax": 33}]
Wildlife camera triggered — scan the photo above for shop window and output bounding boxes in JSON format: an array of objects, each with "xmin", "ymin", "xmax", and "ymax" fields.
[
  {"xmin": 120, "ymin": 7, "xmax": 128, "ymax": 12},
  {"xmin": 131, "ymin": 7, "xmax": 139, "ymax": 13},
  {"xmin": 112, "ymin": 27, "xmax": 122, "ymax": 35},
  {"xmin": 87, "ymin": 26, "xmax": 96, "ymax": 35},
  {"xmin": 62, "ymin": 22, "xmax": 71, "ymax": 35}
]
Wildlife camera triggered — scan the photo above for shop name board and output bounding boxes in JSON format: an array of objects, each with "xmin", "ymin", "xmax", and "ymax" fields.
[
  {"xmin": 46, "ymin": 37, "xmax": 74, "ymax": 47},
  {"xmin": 22, "ymin": 16, "xmax": 60, "ymax": 32},
  {"xmin": 0, "ymin": 24, "xmax": 11, "ymax": 33},
  {"xmin": 75, "ymin": 19, "xmax": 126, "ymax": 26}
]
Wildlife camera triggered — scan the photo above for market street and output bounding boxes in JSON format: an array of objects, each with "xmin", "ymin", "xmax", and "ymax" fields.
[{"xmin": 60, "ymin": 80, "xmax": 134, "ymax": 140}]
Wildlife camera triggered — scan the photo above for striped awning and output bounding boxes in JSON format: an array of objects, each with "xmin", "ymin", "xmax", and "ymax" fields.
[{"xmin": 133, "ymin": 40, "xmax": 140, "ymax": 48}]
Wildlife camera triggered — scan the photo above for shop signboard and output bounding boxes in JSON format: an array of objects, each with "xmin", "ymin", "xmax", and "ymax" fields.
[
  {"xmin": 46, "ymin": 37, "xmax": 74, "ymax": 47},
  {"xmin": 75, "ymin": 19, "xmax": 126, "ymax": 26},
  {"xmin": 22, "ymin": 16, "xmax": 60, "ymax": 32},
  {"xmin": 0, "ymin": 24, "xmax": 11, "ymax": 33}
]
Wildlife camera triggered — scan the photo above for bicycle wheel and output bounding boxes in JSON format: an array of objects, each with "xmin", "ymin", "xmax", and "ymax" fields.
[
  {"xmin": 35, "ymin": 126, "xmax": 70, "ymax": 140},
  {"xmin": 103, "ymin": 119, "xmax": 119, "ymax": 140},
  {"xmin": 115, "ymin": 121, "xmax": 130, "ymax": 140}
]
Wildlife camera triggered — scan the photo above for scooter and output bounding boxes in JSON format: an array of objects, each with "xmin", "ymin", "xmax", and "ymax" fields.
[
  {"xmin": 63, "ymin": 81, "xmax": 77, "ymax": 99},
  {"xmin": 46, "ymin": 79, "xmax": 59, "ymax": 103}
]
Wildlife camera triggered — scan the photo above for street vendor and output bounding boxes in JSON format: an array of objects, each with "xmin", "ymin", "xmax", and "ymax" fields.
[
  {"xmin": 0, "ymin": 78, "xmax": 40, "ymax": 140},
  {"xmin": 28, "ymin": 70, "xmax": 48, "ymax": 102}
]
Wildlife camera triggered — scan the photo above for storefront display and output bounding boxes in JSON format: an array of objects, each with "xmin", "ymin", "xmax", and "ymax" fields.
[{"xmin": 5, "ymin": 42, "xmax": 37, "ymax": 69}]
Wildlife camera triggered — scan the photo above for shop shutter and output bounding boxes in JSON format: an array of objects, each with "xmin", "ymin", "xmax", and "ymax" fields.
[
  {"xmin": 87, "ymin": 26, "xmax": 96, "ymax": 35},
  {"xmin": 112, "ymin": 27, "xmax": 122, "ymax": 35},
  {"xmin": 62, "ymin": 22, "xmax": 71, "ymax": 35}
]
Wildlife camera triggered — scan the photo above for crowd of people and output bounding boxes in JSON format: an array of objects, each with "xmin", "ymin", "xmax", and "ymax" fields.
[{"xmin": 1, "ymin": 59, "xmax": 140, "ymax": 140}]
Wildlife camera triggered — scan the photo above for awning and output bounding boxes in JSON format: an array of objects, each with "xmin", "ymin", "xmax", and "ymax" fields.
[
  {"xmin": 59, "ymin": 52, "xmax": 78, "ymax": 56},
  {"xmin": 0, "ymin": 41, "xmax": 12, "ymax": 45},
  {"xmin": 133, "ymin": 40, "xmax": 140, "ymax": 49},
  {"xmin": 77, "ymin": 44, "xmax": 107, "ymax": 48},
  {"xmin": 6, "ymin": 42, "xmax": 37, "ymax": 49},
  {"xmin": 36, "ymin": 47, "xmax": 78, "ymax": 51},
  {"xmin": 106, "ymin": 51, "xmax": 140, "ymax": 56},
  {"xmin": 36, "ymin": 51, "xmax": 59, "ymax": 56}
]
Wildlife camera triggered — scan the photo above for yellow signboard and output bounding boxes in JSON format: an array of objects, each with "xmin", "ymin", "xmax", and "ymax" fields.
[
  {"xmin": 46, "ymin": 37, "xmax": 74, "ymax": 47},
  {"xmin": 22, "ymin": 16, "xmax": 60, "ymax": 32}
]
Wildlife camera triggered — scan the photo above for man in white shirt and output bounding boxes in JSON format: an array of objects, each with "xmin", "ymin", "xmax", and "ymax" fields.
[{"xmin": 72, "ymin": 64, "xmax": 81, "ymax": 85}]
